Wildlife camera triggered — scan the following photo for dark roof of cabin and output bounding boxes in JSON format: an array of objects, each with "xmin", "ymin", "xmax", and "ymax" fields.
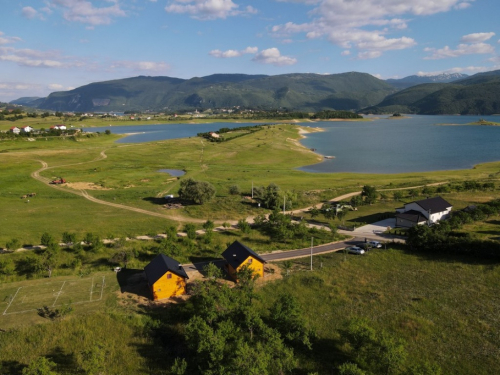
[
  {"xmin": 221, "ymin": 241, "xmax": 266, "ymax": 269},
  {"xmin": 144, "ymin": 254, "xmax": 188, "ymax": 285},
  {"xmin": 396, "ymin": 210, "xmax": 427, "ymax": 223},
  {"xmin": 410, "ymin": 196, "xmax": 452, "ymax": 214}
]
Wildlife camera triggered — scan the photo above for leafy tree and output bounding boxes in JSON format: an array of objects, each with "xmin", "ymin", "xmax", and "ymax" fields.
[
  {"xmin": 261, "ymin": 183, "xmax": 281, "ymax": 209},
  {"xmin": 184, "ymin": 223, "xmax": 197, "ymax": 239},
  {"xmin": 203, "ymin": 262, "xmax": 223, "ymax": 279},
  {"xmin": 22, "ymin": 357, "xmax": 58, "ymax": 375},
  {"xmin": 5, "ymin": 238, "xmax": 21, "ymax": 251},
  {"xmin": 269, "ymin": 293, "xmax": 314, "ymax": 349},
  {"xmin": 338, "ymin": 362, "xmax": 367, "ymax": 375},
  {"xmin": 393, "ymin": 191, "xmax": 403, "ymax": 202},
  {"xmin": 61, "ymin": 232, "xmax": 76, "ymax": 245},
  {"xmin": 77, "ymin": 343, "xmax": 107, "ymax": 375},
  {"xmin": 308, "ymin": 207, "xmax": 321, "ymax": 219},
  {"xmin": 229, "ymin": 184, "xmax": 241, "ymax": 195},
  {"xmin": 361, "ymin": 185, "xmax": 377, "ymax": 204},
  {"xmin": 203, "ymin": 220, "xmax": 215, "ymax": 232},
  {"xmin": 178, "ymin": 178, "xmax": 216, "ymax": 204},
  {"xmin": 40, "ymin": 232, "xmax": 57, "ymax": 248},
  {"xmin": 0, "ymin": 257, "xmax": 15, "ymax": 275},
  {"xmin": 170, "ymin": 358, "xmax": 187, "ymax": 375},
  {"xmin": 238, "ymin": 219, "xmax": 251, "ymax": 234}
]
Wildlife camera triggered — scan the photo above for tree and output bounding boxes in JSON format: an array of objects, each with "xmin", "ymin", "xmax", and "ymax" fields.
[
  {"xmin": 261, "ymin": 183, "xmax": 281, "ymax": 209},
  {"xmin": 0, "ymin": 257, "xmax": 15, "ymax": 275},
  {"xmin": 238, "ymin": 219, "xmax": 251, "ymax": 234},
  {"xmin": 229, "ymin": 184, "xmax": 240, "ymax": 195},
  {"xmin": 5, "ymin": 238, "xmax": 21, "ymax": 251},
  {"xmin": 393, "ymin": 191, "xmax": 403, "ymax": 202},
  {"xmin": 61, "ymin": 232, "xmax": 76, "ymax": 246},
  {"xmin": 22, "ymin": 357, "xmax": 58, "ymax": 375},
  {"xmin": 184, "ymin": 223, "xmax": 197, "ymax": 239},
  {"xmin": 77, "ymin": 343, "xmax": 107, "ymax": 375},
  {"xmin": 40, "ymin": 232, "xmax": 57, "ymax": 248},
  {"xmin": 178, "ymin": 178, "xmax": 216, "ymax": 204},
  {"xmin": 269, "ymin": 293, "xmax": 314, "ymax": 349},
  {"xmin": 361, "ymin": 185, "xmax": 377, "ymax": 204}
]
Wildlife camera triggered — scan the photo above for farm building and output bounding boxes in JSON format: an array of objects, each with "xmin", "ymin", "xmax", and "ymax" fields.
[
  {"xmin": 144, "ymin": 254, "xmax": 189, "ymax": 300},
  {"xmin": 222, "ymin": 241, "xmax": 266, "ymax": 281},
  {"xmin": 395, "ymin": 196, "xmax": 452, "ymax": 228}
]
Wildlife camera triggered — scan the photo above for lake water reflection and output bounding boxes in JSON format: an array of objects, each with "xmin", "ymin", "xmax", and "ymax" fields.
[{"xmin": 86, "ymin": 116, "xmax": 500, "ymax": 174}]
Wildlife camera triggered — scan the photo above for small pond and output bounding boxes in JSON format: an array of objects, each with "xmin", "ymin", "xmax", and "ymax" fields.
[{"xmin": 157, "ymin": 169, "xmax": 186, "ymax": 177}]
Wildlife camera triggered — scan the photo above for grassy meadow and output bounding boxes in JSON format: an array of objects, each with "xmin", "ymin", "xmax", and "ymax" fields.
[
  {"xmin": 261, "ymin": 248, "xmax": 500, "ymax": 374},
  {"xmin": 2, "ymin": 120, "xmax": 500, "ymax": 245}
]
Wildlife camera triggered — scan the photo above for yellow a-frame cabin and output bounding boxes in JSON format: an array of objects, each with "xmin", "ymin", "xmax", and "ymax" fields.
[
  {"xmin": 144, "ymin": 254, "xmax": 189, "ymax": 300},
  {"xmin": 222, "ymin": 240, "xmax": 266, "ymax": 281}
]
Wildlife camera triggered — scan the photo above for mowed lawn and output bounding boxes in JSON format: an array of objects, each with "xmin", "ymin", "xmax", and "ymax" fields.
[{"xmin": 0, "ymin": 272, "xmax": 117, "ymax": 329}]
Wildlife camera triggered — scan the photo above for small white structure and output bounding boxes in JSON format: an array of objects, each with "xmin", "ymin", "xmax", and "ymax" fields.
[
  {"xmin": 20, "ymin": 126, "xmax": 33, "ymax": 133},
  {"xmin": 9, "ymin": 126, "xmax": 20, "ymax": 134},
  {"xmin": 210, "ymin": 132, "xmax": 220, "ymax": 138},
  {"xmin": 395, "ymin": 196, "xmax": 452, "ymax": 228}
]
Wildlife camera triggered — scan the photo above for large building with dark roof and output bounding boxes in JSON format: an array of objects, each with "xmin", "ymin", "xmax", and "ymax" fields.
[
  {"xmin": 144, "ymin": 254, "xmax": 189, "ymax": 300},
  {"xmin": 395, "ymin": 196, "xmax": 452, "ymax": 228}
]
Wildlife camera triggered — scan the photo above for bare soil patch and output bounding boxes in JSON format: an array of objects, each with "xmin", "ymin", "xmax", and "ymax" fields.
[{"xmin": 66, "ymin": 182, "xmax": 112, "ymax": 190}]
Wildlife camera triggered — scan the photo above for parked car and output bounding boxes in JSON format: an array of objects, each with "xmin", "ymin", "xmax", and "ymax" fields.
[
  {"xmin": 358, "ymin": 243, "xmax": 371, "ymax": 250},
  {"xmin": 368, "ymin": 240, "xmax": 382, "ymax": 248},
  {"xmin": 345, "ymin": 246, "xmax": 365, "ymax": 255}
]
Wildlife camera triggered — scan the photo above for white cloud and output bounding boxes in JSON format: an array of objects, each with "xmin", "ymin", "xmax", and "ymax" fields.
[
  {"xmin": 109, "ymin": 60, "xmax": 171, "ymax": 72},
  {"xmin": 22, "ymin": 6, "xmax": 39, "ymax": 19},
  {"xmin": 0, "ymin": 32, "xmax": 22, "ymax": 45},
  {"xmin": 252, "ymin": 48, "xmax": 297, "ymax": 66},
  {"xmin": 271, "ymin": 0, "xmax": 469, "ymax": 58},
  {"xmin": 357, "ymin": 50, "xmax": 382, "ymax": 59},
  {"xmin": 341, "ymin": 50, "xmax": 350, "ymax": 56},
  {"xmin": 48, "ymin": 83, "xmax": 64, "ymax": 90},
  {"xmin": 424, "ymin": 42, "xmax": 494, "ymax": 59},
  {"xmin": 0, "ymin": 47, "xmax": 66, "ymax": 67},
  {"xmin": 209, "ymin": 46, "xmax": 258, "ymax": 58},
  {"xmin": 460, "ymin": 32, "xmax": 495, "ymax": 43},
  {"xmin": 165, "ymin": 0, "xmax": 255, "ymax": 20},
  {"xmin": 49, "ymin": 0, "xmax": 126, "ymax": 26}
]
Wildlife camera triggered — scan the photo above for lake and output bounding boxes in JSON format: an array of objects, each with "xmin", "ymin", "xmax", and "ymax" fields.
[{"xmin": 85, "ymin": 116, "xmax": 500, "ymax": 174}]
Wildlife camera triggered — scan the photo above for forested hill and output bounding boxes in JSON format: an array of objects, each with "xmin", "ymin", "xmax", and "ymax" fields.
[
  {"xmin": 33, "ymin": 72, "xmax": 395, "ymax": 112},
  {"xmin": 363, "ymin": 70, "xmax": 500, "ymax": 115}
]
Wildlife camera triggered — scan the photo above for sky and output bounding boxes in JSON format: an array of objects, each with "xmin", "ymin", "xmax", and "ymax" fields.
[{"xmin": 0, "ymin": 0, "xmax": 499, "ymax": 102}]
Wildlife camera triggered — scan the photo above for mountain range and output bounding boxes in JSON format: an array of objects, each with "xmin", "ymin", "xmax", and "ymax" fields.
[{"xmin": 10, "ymin": 70, "xmax": 500, "ymax": 115}]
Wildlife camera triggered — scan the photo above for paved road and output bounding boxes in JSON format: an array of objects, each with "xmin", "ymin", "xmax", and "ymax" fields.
[{"xmin": 183, "ymin": 236, "xmax": 395, "ymax": 274}]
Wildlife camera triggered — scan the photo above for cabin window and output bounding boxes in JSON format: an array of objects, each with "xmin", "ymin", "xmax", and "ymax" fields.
[
  {"xmin": 248, "ymin": 258, "xmax": 253, "ymax": 264},
  {"xmin": 167, "ymin": 274, "xmax": 172, "ymax": 279}
]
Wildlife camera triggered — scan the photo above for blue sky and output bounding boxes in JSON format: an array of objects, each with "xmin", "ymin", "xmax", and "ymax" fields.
[{"xmin": 0, "ymin": 0, "xmax": 499, "ymax": 101}]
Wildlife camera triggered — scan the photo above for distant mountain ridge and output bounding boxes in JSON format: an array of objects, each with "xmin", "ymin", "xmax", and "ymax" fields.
[
  {"xmin": 363, "ymin": 70, "xmax": 500, "ymax": 115},
  {"xmin": 386, "ymin": 73, "xmax": 468, "ymax": 89},
  {"xmin": 19, "ymin": 72, "xmax": 396, "ymax": 113},
  {"xmin": 9, "ymin": 70, "xmax": 500, "ymax": 115}
]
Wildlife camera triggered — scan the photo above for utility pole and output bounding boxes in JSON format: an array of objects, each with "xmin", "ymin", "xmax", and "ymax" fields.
[
  {"xmin": 251, "ymin": 181, "xmax": 254, "ymax": 199},
  {"xmin": 283, "ymin": 195, "xmax": 286, "ymax": 214},
  {"xmin": 310, "ymin": 237, "xmax": 313, "ymax": 271}
]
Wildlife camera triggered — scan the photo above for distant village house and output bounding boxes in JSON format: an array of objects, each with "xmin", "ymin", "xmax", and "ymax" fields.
[{"xmin": 395, "ymin": 196, "xmax": 452, "ymax": 228}]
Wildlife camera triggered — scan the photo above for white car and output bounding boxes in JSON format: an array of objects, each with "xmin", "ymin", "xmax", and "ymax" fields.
[
  {"xmin": 345, "ymin": 246, "xmax": 365, "ymax": 255},
  {"xmin": 368, "ymin": 241, "xmax": 382, "ymax": 248}
]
